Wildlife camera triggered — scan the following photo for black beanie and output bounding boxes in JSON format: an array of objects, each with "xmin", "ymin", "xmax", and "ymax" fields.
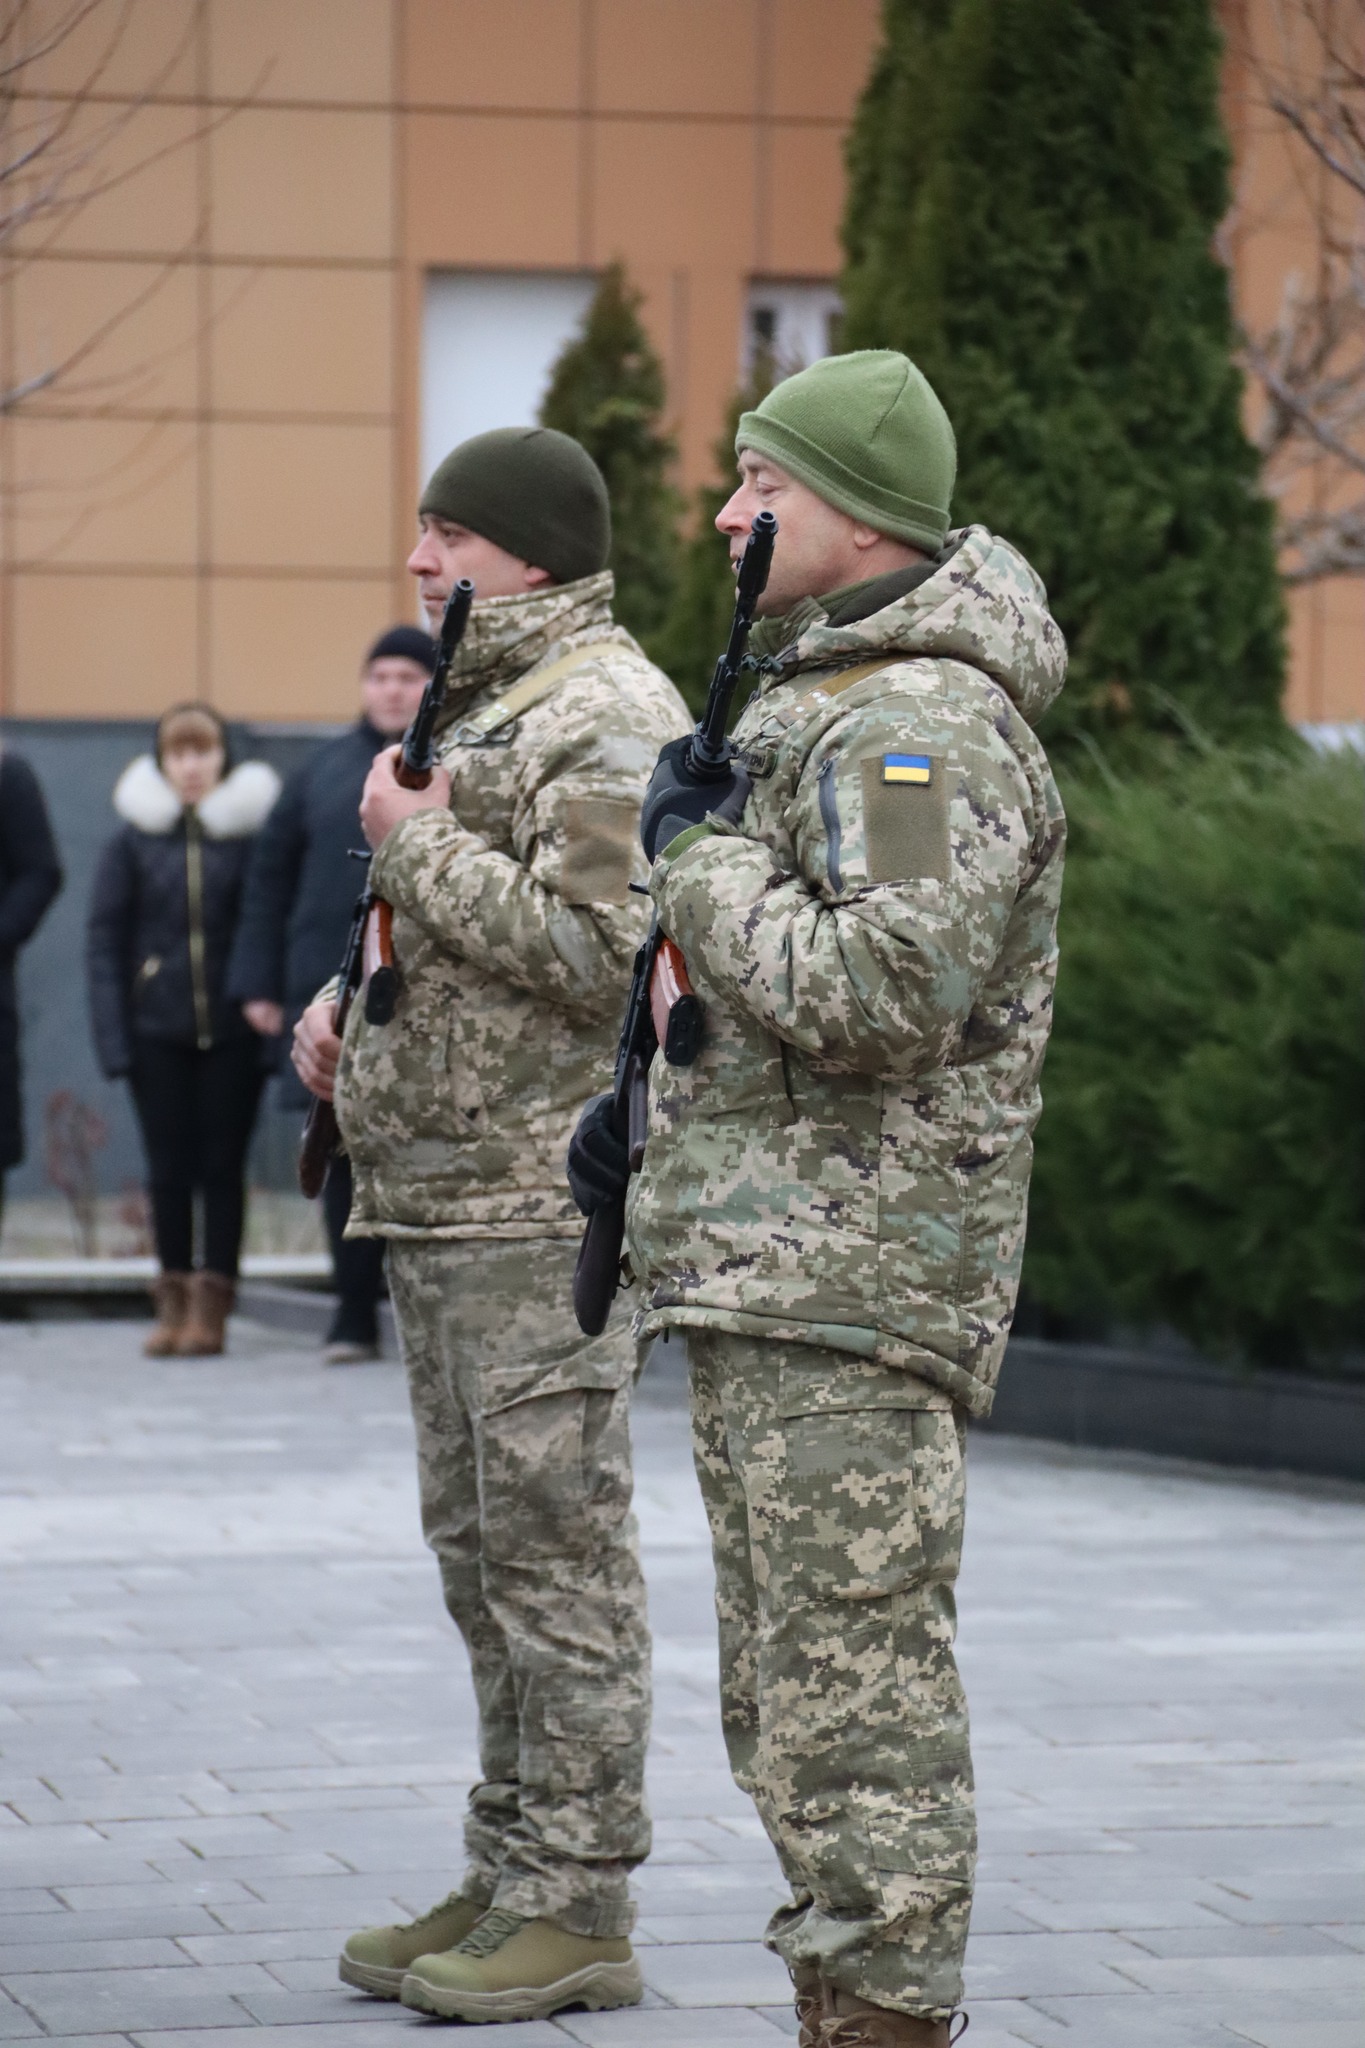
[
  {"xmin": 418, "ymin": 427, "xmax": 611, "ymax": 586},
  {"xmin": 365, "ymin": 624, "xmax": 438, "ymax": 672}
]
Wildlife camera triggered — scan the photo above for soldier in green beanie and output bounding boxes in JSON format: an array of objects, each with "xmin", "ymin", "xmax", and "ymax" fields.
[
  {"xmin": 571, "ymin": 349, "xmax": 1068, "ymax": 2046},
  {"xmin": 293, "ymin": 425, "xmax": 690, "ymax": 2023}
]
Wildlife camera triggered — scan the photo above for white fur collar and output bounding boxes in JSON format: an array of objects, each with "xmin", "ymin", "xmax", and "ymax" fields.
[{"xmin": 113, "ymin": 754, "xmax": 281, "ymax": 839}]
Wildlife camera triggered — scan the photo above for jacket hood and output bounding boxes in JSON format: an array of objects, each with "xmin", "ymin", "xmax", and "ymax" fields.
[
  {"xmin": 113, "ymin": 755, "xmax": 281, "ymax": 838},
  {"xmin": 772, "ymin": 525, "xmax": 1067, "ymax": 729},
  {"xmin": 434, "ymin": 570, "xmax": 625, "ymax": 728}
]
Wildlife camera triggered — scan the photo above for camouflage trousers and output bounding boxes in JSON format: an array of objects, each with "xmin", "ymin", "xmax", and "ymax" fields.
[
  {"xmin": 389, "ymin": 1237, "xmax": 651, "ymax": 1939},
  {"xmin": 687, "ymin": 1329, "xmax": 976, "ymax": 2020}
]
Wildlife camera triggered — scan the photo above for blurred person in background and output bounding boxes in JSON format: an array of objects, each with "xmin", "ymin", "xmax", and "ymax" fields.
[
  {"xmin": 86, "ymin": 704, "xmax": 280, "ymax": 1357},
  {"xmin": 228, "ymin": 625, "xmax": 437, "ymax": 1364},
  {"xmin": 0, "ymin": 744, "xmax": 63, "ymax": 1231}
]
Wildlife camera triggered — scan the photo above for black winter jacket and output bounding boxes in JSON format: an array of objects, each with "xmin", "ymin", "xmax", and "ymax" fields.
[
  {"xmin": 226, "ymin": 720, "xmax": 386, "ymax": 1110},
  {"xmin": 0, "ymin": 749, "xmax": 63, "ymax": 1170},
  {"xmin": 86, "ymin": 755, "xmax": 281, "ymax": 1079}
]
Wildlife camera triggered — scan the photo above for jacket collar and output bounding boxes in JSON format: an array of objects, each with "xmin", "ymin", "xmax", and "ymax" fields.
[
  {"xmin": 434, "ymin": 572, "xmax": 621, "ymax": 732},
  {"xmin": 113, "ymin": 755, "xmax": 282, "ymax": 838}
]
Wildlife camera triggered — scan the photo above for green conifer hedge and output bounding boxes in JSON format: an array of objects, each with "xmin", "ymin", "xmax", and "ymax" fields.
[
  {"xmin": 1025, "ymin": 745, "xmax": 1365, "ymax": 1367},
  {"xmin": 841, "ymin": 0, "xmax": 1287, "ymax": 755},
  {"xmin": 539, "ymin": 262, "xmax": 680, "ymax": 649}
]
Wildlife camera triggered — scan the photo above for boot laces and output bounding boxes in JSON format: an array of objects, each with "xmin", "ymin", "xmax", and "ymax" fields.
[
  {"xmin": 456, "ymin": 1907, "xmax": 527, "ymax": 1957},
  {"xmin": 818, "ymin": 2011, "xmax": 968, "ymax": 2048}
]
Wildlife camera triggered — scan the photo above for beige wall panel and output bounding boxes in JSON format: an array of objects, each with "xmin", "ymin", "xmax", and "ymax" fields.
[
  {"xmin": 210, "ymin": 421, "xmax": 392, "ymax": 572},
  {"xmin": 11, "ymin": 572, "xmax": 198, "ymax": 718},
  {"xmin": 12, "ymin": 258, "xmax": 200, "ymax": 414},
  {"xmin": 675, "ymin": 271, "xmax": 748, "ymax": 493},
  {"xmin": 404, "ymin": 0, "xmax": 581, "ymax": 112},
  {"xmin": 593, "ymin": 0, "xmax": 756, "ymax": 115},
  {"xmin": 209, "ymin": 0, "xmax": 394, "ymax": 105},
  {"xmin": 11, "ymin": 0, "xmax": 197, "ymax": 98},
  {"xmin": 210, "ymin": 110, "xmax": 393, "ymax": 262},
  {"xmin": 209, "ymin": 577, "xmax": 400, "ymax": 721},
  {"xmin": 10, "ymin": 416, "xmax": 197, "ymax": 567},
  {"xmin": 16, "ymin": 102, "xmax": 203, "ymax": 257},
  {"xmin": 405, "ymin": 115, "xmax": 579, "ymax": 266},
  {"xmin": 765, "ymin": 124, "xmax": 845, "ymax": 277},
  {"xmin": 769, "ymin": 0, "xmax": 880, "ymax": 118},
  {"xmin": 210, "ymin": 267, "xmax": 394, "ymax": 417},
  {"xmin": 1285, "ymin": 578, "xmax": 1365, "ymax": 725},
  {"xmin": 593, "ymin": 123, "xmax": 752, "ymax": 268}
]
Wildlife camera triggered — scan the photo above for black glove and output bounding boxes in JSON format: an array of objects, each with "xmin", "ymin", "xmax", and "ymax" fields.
[
  {"xmin": 567, "ymin": 1092, "xmax": 630, "ymax": 1217},
  {"xmin": 639, "ymin": 736, "xmax": 752, "ymax": 863}
]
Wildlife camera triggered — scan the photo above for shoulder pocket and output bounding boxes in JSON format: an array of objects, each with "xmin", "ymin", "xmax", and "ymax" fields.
[{"xmin": 559, "ymin": 796, "xmax": 638, "ymax": 905}]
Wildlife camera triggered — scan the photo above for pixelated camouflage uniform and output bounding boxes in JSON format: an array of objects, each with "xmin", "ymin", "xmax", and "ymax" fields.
[
  {"xmin": 333, "ymin": 572, "xmax": 691, "ymax": 1938},
  {"xmin": 625, "ymin": 527, "xmax": 1067, "ymax": 2015}
]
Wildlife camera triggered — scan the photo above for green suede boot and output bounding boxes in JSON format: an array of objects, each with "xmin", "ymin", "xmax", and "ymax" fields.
[
  {"xmin": 399, "ymin": 1906, "xmax": 643, "ymax": 2023},
  {"xmin": 338, "ymin": 1889, "xmax": 487, "ymax": 1998}
]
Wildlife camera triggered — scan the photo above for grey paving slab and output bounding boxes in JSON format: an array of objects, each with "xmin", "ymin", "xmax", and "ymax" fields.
[{"xmin": 1, "ymin": 1317, "xmax": 1362, "ymax": 2044}]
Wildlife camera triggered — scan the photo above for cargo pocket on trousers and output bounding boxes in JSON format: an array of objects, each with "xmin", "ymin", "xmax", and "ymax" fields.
[{"xmin": 479, "ymin": 1371, "xmax": 634, "ymax": 1565}]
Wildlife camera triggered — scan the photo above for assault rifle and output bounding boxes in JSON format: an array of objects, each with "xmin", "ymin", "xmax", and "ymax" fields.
[
  {"xmin": 297, "ymin": 861, "xmax": 373, "ymax": 1199},
  {"xmin": 572, "ymin": 509, "xmax": 777, "ymax": 1335},
  {"xmin": 361, "ymin": 577, "xmax": 475, "ymax": 1026}
]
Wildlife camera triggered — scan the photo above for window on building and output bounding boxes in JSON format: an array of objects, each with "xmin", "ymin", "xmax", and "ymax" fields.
[
  {"xmin": 421, "ymin": 271, "xmax": 597, "ymax": 490},
  {"xmin": 743, "ymin": 282, "xmax": 843, "ymax": 377}
]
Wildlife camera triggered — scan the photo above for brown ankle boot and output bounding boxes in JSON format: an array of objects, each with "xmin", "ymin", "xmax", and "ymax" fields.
[
  {"xmin": 144, "ymin": 1272, "xmax": 191, "ymax": 1356},
  {"xmin": 817, "ymin": 1985, "xmax": 967, "ymax": 2047},
  {"xmin": 174, "ymin": 1271, "xmax": 234, "ymax": 1355},
  {"xmin": 793, "ymin": 1965, "xmax": 823, "ymax": 2048}
]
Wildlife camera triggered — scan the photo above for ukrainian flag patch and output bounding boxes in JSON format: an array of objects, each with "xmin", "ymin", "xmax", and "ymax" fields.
[{"xmin": 883, "ymin": 751, "xmax": 933, "ymax": 785}]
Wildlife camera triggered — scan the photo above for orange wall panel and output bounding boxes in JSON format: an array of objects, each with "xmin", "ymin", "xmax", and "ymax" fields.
[
  {"xmin": 10, "ymin": 417, "xmax": 198, "ymax": 568},
  {"xmin": 768, "ymin": 0, "xmax": 881, "ymax": 119},
  {"xmin": 209, "ymin": 422, "xmax": 393, "ymax": 574},
  {"xmin": 209, "ymin": 576, "xmax": 403, "ymax": 722},
  {"xmin": 1285, "ymin": 577, "xmax": 1365, "ymax": 726},
  {"xmin": 210, "ymin": 110, "xmax": 394, "ymax": 263},
  {"xmin": 591, "ymin": 122, "xmax": 753, "ymax": 269},
  {"xmin": 208, "ymin": 0, "xmax": 395, "ymax": 106},
  {"xmin": 592, "ymin": 0, "xmax": 758, "ymax": 116},
  {"xmin": 11, "ymin": 572, "xmax": 200, "ymax": 718},
  {"xmin": 405, "ymin": 114, "xmax": 581, "ymax": 267},
  {"xmin": 11, "ymin": 0, "xmax": 198, "ymax": 100},
  {"xmin": 765, "ymin": 124, "xmax": 847, "ymax": 277},
  {"xmin": 12, "ymin": 259, "xmax": 200, "ymax": 416},
  {"xmin": 404, "ymin": 0, "xmax": 582, "ymax": 112},
  {"xmin": 209, "ymin": 267, "xmax": 394, "ymax": 419},
  {"xmin": 18, "ymin": 103, "xmax": 204, "ymax": 259}
]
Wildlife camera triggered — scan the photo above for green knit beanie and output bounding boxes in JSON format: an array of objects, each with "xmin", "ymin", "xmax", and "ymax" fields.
[
  {"xmin": 736, "ymin": 351, "xmax": 956, "ymax": 551},
  {"xmin": 418, "ymin": 426, "xmax": 611, "ymax": 585}
]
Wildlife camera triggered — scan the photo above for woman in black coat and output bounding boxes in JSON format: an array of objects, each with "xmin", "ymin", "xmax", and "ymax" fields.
[
  {"xmin": 0, "ymin": 748, "xmax": 63, "ymax": 1208},
  {"xmin": 87, "ymin": 704, "xmax": 280, "ymax": 1356}
]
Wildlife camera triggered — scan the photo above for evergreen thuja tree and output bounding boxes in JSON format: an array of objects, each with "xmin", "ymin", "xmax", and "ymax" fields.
[
  {"xmin": 651, "ymin": 351, "xmax": 781, "ymax": 715},
  {"xmin": 539, "ymin": 262, "xmax": 680, "ymax": 648},
  {"xmin": 841, "ymin": 0, "xmax": 1287, "ymax": 753}
]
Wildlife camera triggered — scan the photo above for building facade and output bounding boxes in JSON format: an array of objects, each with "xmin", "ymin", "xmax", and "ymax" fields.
[{"xmin": 1, "ymin": 0, "xmax": 1358, "ymax": 730}]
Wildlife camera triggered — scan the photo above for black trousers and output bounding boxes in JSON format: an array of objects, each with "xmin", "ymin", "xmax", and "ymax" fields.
[
  {"xmin": 320, "ymin": 1150, "xmax": 385, "ymax": 1343},
  {"xmin": 129, "ymin": 1037, "xmax": 264, "ymax": 1278}
]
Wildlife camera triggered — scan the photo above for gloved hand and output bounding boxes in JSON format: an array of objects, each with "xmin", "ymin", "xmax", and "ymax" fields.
[
  {"xmin": 639, "ymin": 736, "xmax": 752, "ymax": 862},
  {"xmin": 567, "ymin": 1092, "xmax": 630, "ymax": 1217}
]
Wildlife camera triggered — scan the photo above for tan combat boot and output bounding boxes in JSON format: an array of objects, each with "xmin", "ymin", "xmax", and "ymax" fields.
[
  {"xmin": 817, "ymin": 1984, "xmax": 968, "ymax": 2047},
  {"xmin": 339, "ymin": 1889, "xmax": 487, "ymax": 1998},
  {"xmin": 174, "ymin": 1271, "xmax": 234, "ymax": 1356},
  {"xmin": 143, "ymin": 1272, "xmax": 191, "ymax": 1357},
  {"xmin": 794, "ymin": 1963, "xmax": 824, "ymax": 2047},
  {"xmin": 399, "ymin": 1907, "xmax": 643, "ymax": 2023}
]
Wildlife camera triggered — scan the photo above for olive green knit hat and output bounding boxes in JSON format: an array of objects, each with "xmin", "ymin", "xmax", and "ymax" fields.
[
  {"xmin": 736, "ymin": 350, "xmax": 956, "ymax": 552},
  {"xmin": 418, "ymin": 426, "xmax": 611, "ymax": 585}
]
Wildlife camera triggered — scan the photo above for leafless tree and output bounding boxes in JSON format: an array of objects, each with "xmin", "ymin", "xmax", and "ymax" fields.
[{"xmin": 1231, "ymin": 0, "xmax": 1365, "ymax": 584}]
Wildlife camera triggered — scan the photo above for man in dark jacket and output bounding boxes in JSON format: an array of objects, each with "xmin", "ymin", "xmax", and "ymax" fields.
[
  {"xmin": 227, "ymin": 625, "xmax": 436, "ymax": 1360},
  {"xmin": 0, "ymin": 747, "xmax": 63, "ymax": 1221}
]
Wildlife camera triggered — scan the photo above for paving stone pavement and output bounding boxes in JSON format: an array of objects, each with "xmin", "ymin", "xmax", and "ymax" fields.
[{"xmin": 0, "ymin": 1314, "xmax": 1361, "ymax": 2048}]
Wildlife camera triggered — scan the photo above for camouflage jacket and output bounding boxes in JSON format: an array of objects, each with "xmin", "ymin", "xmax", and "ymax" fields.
[
  {"xmin": 625, "ymin": 527, "xmax": 1067, "ymax": 1417},
  {"xmin": 334, "ymin": 573, "xmax": 690, "ymax": 1238}
]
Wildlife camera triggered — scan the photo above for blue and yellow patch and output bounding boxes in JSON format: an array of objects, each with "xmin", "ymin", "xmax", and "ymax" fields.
[{"xmin": 882, "ymin": 752, "xmax": 933, "ymax": 786}]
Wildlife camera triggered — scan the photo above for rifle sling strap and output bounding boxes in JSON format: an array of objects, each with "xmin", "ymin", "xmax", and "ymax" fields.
[
  {"xmin": 797, "ymin": 657, "xmax": 897, "ymax": 712},
  {"xmin": 446, "ymin": 641, "xmax": 624, "ymax": 745}
]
